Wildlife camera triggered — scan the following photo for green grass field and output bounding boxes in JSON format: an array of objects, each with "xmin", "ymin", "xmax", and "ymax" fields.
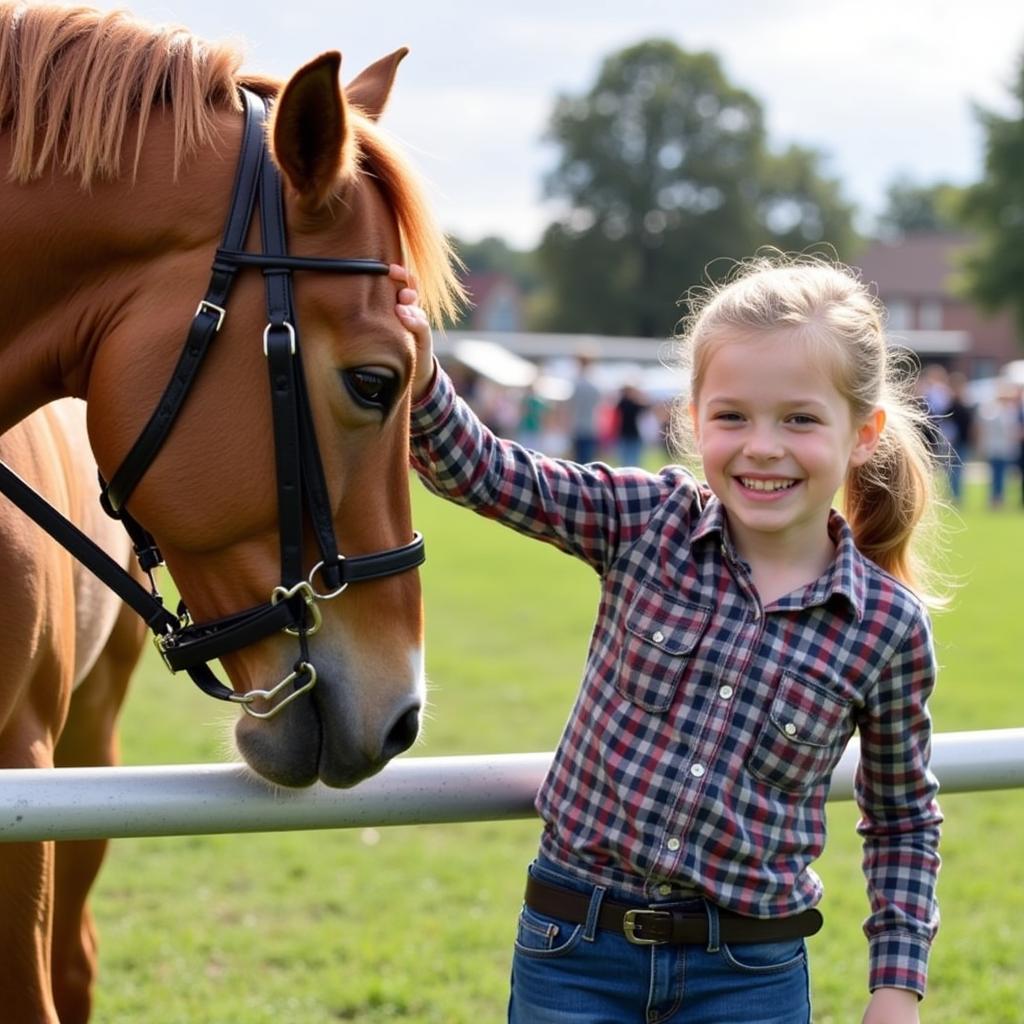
[{"xmin": 90, "ymin": 477, "xmax": 1024, "ymax": 1023}]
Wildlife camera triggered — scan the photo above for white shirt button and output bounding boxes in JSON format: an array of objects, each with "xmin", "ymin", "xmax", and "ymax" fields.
[
  {"xmin": 658, "ymin": 883, "xmax": 673, "ymax": 896},
  {"xmin": 652, "ymin": 630, "xmax": 665, "ymax": 643},
  {"xmin": 689, "ymin": 763, "xmax": 706, "ymax": 778},
  {"xmin": 784, "ymin": 722, "xmax": 798, "ymax": 737},
  {"xmin": 666, "ymin": 837, "xmax": 681, "ymax": 851},
  {"xmin": 718, "ymin": 685, "xmax": 734, "ymax": 700}
]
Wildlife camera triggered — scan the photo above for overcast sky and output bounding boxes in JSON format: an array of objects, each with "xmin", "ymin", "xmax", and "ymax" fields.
[{"xmin": 103, "ymin": 1, "xmax": 1024, "ymax": 247}]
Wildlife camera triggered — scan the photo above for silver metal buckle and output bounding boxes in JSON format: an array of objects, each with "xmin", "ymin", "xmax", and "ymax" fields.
[
  {"xmin": 307, "ymin": 557, "xmax": 348, "ymax": 601},
  {"xmin": 151, "ymin": 609, "xmax": 193, "ymax": 673},
  {"xmin": 196, "ymin": 300, "xmax": 227, "ymax": 332},
  {"xmin": 263, "ymin": 321, "xmax": 296, "ymax": 356},
  {"xmin": 270, "ymin": 580, "xmax": 323, "ymax": 637},
  {"xmin": 152, "ymin": 630, "xmax": 175, "ymax": 671},
  {"xmin": 622, "ymin": 909, "xmax": 673, "ymax": 946},
  {"xmin": 235, "ymin": 661, "xmax": 318, "ymax": 719}
]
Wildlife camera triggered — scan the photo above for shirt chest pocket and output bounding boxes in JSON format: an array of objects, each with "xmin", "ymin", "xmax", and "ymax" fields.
[
  {"xmin": 747, "ymin": 672, "xmax": 854, "ymax": 793},
  {"xmin": 615, "ymin": 587, "xmax": 711, "ymax": 712}
]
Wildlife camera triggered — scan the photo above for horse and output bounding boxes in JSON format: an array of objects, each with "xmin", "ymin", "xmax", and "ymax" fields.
[
  {"xmin": 0, "ymin": 2, "xmax": 461, "ymax": 1020},
  {"xmin": 0, "ymin": 401, "xmax": 147, "ymax": 1024}
]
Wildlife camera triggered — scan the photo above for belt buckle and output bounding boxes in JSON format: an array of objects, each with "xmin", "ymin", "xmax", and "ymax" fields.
[{"xmin": 622, "ymin": 908, "xmax": 673, "ymax": 945}]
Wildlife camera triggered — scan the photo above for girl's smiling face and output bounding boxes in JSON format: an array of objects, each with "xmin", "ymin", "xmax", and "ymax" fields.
[{"xmin": 689, "ymin": 329, "xmax": 884, "ymax": 562}]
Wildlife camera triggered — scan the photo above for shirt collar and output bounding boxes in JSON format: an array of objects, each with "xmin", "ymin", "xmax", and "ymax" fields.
[
  {"xmin": 810, "ymin": 511, "xmax": 867, "ymax": 620},
  {"xmin": 690, "ymin": 488, "xmax": 728, "ymax": 546},
  {"xmin": 690, "ymin": 493, "xmax": 866, "ymax": 619}
]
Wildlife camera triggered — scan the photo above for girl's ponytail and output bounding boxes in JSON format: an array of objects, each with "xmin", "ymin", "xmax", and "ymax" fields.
[{"xmin": 844, "ymin": 398, "xmax": 944, "ymax": 605}]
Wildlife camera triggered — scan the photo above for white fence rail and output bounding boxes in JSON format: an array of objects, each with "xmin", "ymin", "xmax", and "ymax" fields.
[{"xmin": 1, "ymin": 728, "xmax": 1022, "ymax": 843}]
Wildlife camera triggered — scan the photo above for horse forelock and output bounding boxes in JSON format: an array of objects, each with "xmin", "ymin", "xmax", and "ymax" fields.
[
  {"xmin": 0, "ymin": 1, "xmax": 244, "ymax": 185},
  {"xmin": 353, "ymin": 118, "xmax": 465, "ymax": 326}
]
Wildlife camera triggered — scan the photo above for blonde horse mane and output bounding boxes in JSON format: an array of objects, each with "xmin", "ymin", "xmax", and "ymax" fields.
[
  {"xmin": 0, "ymin": 1, "xmax": 461, "ymax": 321},
  {"xmin": 0, "ymin": 2, "xmax": 244, "ymax": 184}
]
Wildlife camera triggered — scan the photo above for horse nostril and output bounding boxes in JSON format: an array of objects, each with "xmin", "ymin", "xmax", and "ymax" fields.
[{"xmin": 381, "ymin": 704, "xmax": 421, "ymax": 760}]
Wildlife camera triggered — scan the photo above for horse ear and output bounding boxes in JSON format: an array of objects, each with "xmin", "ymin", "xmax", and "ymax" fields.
[
  {"xmin": 345, "ymin": 48, "xmax": 408, "ymax": 121},
  {"xmin": 271, "ymin": 51, "xmax": 351, "ymax": 211}
]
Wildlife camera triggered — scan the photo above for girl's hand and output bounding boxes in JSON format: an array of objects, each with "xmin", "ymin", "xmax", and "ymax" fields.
[
  {"xmin": 862, "ymin": 988, "xmax": 920, "ymax": 1024},
  {"xmin": 390, "ymin": 264, "xmax": 435, "ymax": 402}
]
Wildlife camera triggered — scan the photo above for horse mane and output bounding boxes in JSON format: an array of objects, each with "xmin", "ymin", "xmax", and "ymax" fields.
[
  {"xmin": 0, "ymin": 1, "xmax": 462, "ymax": 321},
  {"xmin": 0, "ymin": 2, "xmax": 245, "ymax": 185},
  {"xmin": 355, "ymin": 122, "xmax": 464, "ymax": 324}
]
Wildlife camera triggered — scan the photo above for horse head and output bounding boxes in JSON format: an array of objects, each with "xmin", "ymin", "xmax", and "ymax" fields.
[{"xmin": 79, "ymin": 45, "xmax": 460, "ymax": 787}]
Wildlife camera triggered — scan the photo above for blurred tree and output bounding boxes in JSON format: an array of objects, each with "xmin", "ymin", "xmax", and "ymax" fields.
[
  {"xmin": 449, "ymin": 234, "xmax": 542, "ymax": 329},
  {"xmin": 758, "ymin": 143, "xmax": 857, "ymax": 253},
  {"xmin": 959, "ymin": 54, "xmax": 1024, "ymax": 340},
  {"xmin": 536, "ymin": 39, "xmax": 855, "ymax": 337},
  {"xmin": 451, "ymin": 234, "xmax": 539, "ymax": 292},
  {"xmin": 876, "ymin": 175, "xmax": 967, "ymax": 238}
]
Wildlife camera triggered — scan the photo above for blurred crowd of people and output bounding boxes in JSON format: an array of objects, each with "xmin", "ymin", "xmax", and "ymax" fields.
[
  {"xmin": 447, "ymin": 355, "xmax": 1024, "ymax": 510},
  {"xmin": 918, "ymin": 363, "xmax": 1024, "ymax": 509},
  {"xmin": 447, "ymin": 355, "xmax": 673, "ymax": 469}
]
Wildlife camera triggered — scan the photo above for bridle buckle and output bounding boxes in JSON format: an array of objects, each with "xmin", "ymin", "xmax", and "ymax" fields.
[
  {"xmin": 235, "ymin": 661, "xmax": 318, "ymax": 719},
  {"xmin": 263, "ymin": 320, "xmax": 296, "ymax": 356},
  {"xmin": 152, "ymin": 630, "xmax": 175, "ymax": 671},
  {"xmin": 308, "ymin": 557, "xmax": 348, "ymax": 601},
  {"xmin": 270, "ymin": 579, "xmax": 323, "ymax": 637},
  {"xmin": 196, "ymin": 300, "xmax": 227, "ymax": 332},
  {"xmin": 151, "ymin": 608, "xmax": 193, "ymax": 672}
]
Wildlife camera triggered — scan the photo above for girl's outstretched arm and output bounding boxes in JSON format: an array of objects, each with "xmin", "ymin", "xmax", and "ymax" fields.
[{"xmin": 389, "ymin": 266, "xmax": 699, "ymax": 574}]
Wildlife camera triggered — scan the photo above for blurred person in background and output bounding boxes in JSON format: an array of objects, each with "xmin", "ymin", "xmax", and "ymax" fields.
[
  {"xmin": 518, "ymin": 382, "xmax": 548, "ymax": 453},
  {"xmin": 975, "ymin": 380, "xmax": 1022, "ymax": 508},
  {"xmin": 614, "ymin": 383, "xmax": 651, "ymax": 467},
  {"xmin": 567, "ymin": 352, "xmax": 602, "ymax": 463},
  {"xmin": 941, "ymin": 372, "xmax": 975, "ymax": 505}
]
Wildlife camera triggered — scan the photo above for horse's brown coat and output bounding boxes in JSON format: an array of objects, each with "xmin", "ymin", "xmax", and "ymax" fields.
[
  {"xmin": 0, "ymin": 402, "xmax": 145, "ymax": 1023},
  {"xmin": 0, "ymin": 2, "xmax": 462, "ymax": 1019}
]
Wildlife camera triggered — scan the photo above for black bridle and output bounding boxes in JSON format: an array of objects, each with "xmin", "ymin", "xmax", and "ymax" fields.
[{"xmin": 0, "ymin": 89, "xmax": 424, "ymax": 718}]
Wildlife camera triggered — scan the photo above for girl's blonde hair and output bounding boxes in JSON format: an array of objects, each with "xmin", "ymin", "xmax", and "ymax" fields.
[{"xmin": 670, "ymin": 252, "xmax": 946, "ymax": 606}]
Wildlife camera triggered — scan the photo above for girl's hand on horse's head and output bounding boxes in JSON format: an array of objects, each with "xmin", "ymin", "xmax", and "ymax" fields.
[{"xmin": 390, "ymin": 264, "xmax": 435, "ymax": 401}]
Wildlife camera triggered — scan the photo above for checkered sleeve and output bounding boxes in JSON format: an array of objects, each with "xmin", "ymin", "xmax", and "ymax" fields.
[
  {"xmin": 854, "ymin": 608, "xmax": 942, "ymax": 998},
  {"xmin": 409, "ymin": 364, "xmax": 688, "ymax": 574}
]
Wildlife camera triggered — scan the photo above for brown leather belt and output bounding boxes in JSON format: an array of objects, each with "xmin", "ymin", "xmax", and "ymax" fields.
[{"xmin": 525, "ymin": 876, "xmax": 823, "ymax": 946}]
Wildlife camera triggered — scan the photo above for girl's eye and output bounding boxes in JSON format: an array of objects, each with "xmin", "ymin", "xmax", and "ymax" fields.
[
  {"xmin": 788, "ymin": 414, "xmax": 818, "ymax": 426},
  {"xmin": 343, "ymin": 368, "xmax": 398, "ymax": 412}
]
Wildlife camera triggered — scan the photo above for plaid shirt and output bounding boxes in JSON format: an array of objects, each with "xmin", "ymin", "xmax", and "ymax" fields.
[{"xmin": 410, "ymin": 368, "xmax": 941, "ymax": 997}]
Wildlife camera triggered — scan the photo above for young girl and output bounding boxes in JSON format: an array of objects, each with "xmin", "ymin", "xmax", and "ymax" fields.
[{"xmin": 393, "ymin": 255, "xmax": 942, "ymax": 1024}]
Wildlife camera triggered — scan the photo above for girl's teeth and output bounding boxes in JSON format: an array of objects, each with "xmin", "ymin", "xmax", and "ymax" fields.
[{"xmin": 741, "ymin": 478, "xmax": 795, "ymax": 492}]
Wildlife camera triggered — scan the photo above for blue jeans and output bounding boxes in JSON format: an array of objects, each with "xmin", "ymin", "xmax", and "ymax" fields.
[
  {"xmin": 989, "ymin": 457, "xmax": 1009, "ymax": 505},
  {"xmin": 509, "ymin": 859, "xmax": 811, "ymax": 1024}
]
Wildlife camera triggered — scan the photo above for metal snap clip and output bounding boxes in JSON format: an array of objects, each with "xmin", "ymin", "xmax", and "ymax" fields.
[{"xmin": 271, "ymin": 580, "xmax": 323, "ymax": 637}]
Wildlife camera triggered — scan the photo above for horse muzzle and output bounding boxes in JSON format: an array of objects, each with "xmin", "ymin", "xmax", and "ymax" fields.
[{"xmin": 232, "ymin": 657, "xmax": 423, "ymax": 788}]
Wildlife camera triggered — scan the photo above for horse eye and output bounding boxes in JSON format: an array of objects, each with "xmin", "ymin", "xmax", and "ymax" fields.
[{"xmin": 343, "ymin": 368, "xmax": 397, "ymax": 411}]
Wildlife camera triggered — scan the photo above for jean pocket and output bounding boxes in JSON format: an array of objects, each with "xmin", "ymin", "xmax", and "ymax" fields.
[
  {"xmin": 513, "ymin": 904, "xmax": 583, "ymax": 959},
  {"xmin": 615, "ymin": 586, "xmax": 711, "ymax": 712},
  {"xmin": 720, "ymin": 937, "xmax": 807, "ymax": 975},
  {"xmin": 747, "ymin": 672, "xmax": 853, "ymax": 793}
]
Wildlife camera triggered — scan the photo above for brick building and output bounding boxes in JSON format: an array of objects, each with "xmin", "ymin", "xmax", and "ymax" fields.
[
  {"xmin": 854, "ymin": 233, "xmax": 1021, "ymax": 379},
  {"xmin": 461, "ymin": 271, "xmax": 524, "ymax": 332}
]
